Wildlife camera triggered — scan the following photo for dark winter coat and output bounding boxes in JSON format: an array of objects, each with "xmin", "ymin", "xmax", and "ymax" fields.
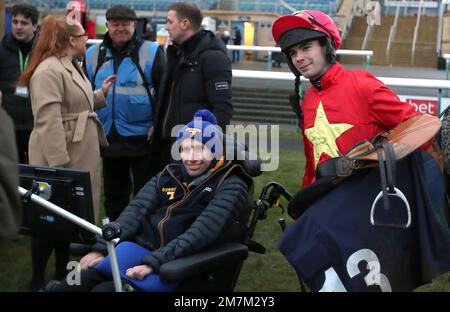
[
  {"xmin": 93, "ymin": 160, "xmax": 252, "ymax": 272},
  {"xmin": 154, "ymin": 30, "xmax": 233, "ymax": 140},
  {"xmin": 0, "ymin": 106, "xmax": 20, "ymax": 240},
  {"xmin": 0, "ymin": 33, "xmax": 33, "ymax": 130}
]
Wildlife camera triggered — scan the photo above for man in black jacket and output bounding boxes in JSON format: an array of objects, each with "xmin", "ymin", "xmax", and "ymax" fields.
[
  {"xmin": 0, "ymin": 92, "xmax": 21, "ymax": 244},
  {"xmin": 51, "ymin": 110, "xmax": 251, "ymax": 292},
  {"xmin": 0, "ymin": 3, "xmax": 39, "ymax": 164},
  {"xmin": 151, "ymin": 2, "xmax": 233, "ymax": 177}
]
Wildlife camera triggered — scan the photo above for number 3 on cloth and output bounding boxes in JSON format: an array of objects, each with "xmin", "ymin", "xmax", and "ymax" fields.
[{"xmin": 319, "ymin": 248, "xmax": 392, "ymax": 292}]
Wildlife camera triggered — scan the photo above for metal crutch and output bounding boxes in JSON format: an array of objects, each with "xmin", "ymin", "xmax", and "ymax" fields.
[{"xmin": 18, "ymin": 186, "xmax": 123, "ymax": 292}]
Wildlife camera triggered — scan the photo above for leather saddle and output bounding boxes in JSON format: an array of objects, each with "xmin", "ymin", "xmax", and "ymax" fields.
[{"xmin": 288, "ymin": 114, "xmax": 442, "ymax": 221}]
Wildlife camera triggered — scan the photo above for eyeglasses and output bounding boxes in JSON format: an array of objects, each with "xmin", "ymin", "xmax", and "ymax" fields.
[
  {"xmin": 292, "ymin": 10, "xmax": 336, "ymax": 48},
  {"xmin": 71, "ymin": 32, "xmax": 88, "ymax": 38}
]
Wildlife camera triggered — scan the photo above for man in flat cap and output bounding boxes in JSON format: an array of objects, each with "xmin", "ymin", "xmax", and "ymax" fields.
[{"xmin": 85, "ymin": 5, "xmax": 166, "ymax": 220}]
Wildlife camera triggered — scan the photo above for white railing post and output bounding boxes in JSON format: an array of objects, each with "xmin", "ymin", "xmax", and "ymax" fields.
[
  {"xmin": 445, "ymin": 54, "xmax": 450, "ymax": 81},
  {"xmin": 412, "ymin": 0, "xmax": 424, "ymax": 64},
  {"xmin": 386, "ymin": 3, "xmax": 401, "ymax": 61},
  {"xmin": 232, "ymin": 69, "xmax": 450, "ymax": 115},
  {"xmin": 87, "ymin": 40, "xmax": 374, "ymax": 68},
  {"xmin": 232, "ymin": 69, "xmax": 450, "ymax": 90},
  {"xmin": 362, "ymin": 25, "xmax": 373, "ymax": 50},
  {"xmin": 437, "ymin": 0, "xmax": 445, "ymax": 56}
]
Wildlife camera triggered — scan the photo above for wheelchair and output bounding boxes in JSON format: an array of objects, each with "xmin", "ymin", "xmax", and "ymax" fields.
[
  {"xmin": 158, "ymin": 180, "xmax": 294, "ymax": 292},
  {"xmin": 102, "ymin": 164, "xmax": 293, "ymax": 291},
  {"xmin": 172, "ymin": 117, "xmax": 450, "ymax": 292},
  {"xmin": 21, "ymin": 135, "xmax": 295, "ymax": 292},
  {"xmin": 154, "ymin": 136, "xmax": 296, "ymax": 292}
]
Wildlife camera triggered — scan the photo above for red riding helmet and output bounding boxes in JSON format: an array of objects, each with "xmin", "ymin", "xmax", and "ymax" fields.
[{"xmin": 272, "ymin": 10, "xmax": 342, "ymax": 52}]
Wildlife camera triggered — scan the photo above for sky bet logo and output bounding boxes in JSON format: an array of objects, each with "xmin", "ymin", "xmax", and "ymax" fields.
[{"xmin": 39, "ymin": 215, "xmax": 55, "ymax": 223}]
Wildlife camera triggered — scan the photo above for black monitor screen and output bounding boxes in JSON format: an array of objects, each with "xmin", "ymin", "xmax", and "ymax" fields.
[{"xmin": 19, "ymin": 164, "xmax": 96, "ymax": 244}]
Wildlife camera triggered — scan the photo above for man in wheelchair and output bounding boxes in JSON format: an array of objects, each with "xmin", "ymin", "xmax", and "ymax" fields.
[{"xmin": 51, "ymin": 110, "xmax": 253, "ymax": 292}]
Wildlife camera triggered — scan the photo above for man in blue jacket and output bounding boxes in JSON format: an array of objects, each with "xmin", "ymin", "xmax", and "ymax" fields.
[{"xmin": 85, "ymin": 5, "xmax": 166, "ymax": 220}]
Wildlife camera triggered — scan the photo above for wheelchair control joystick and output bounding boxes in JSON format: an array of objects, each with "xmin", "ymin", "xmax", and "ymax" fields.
[
  {"xmin": 278, "ymin": 218, "xmax": 287, "ymax": 232},
  {"xmin": 23, "ymin": 181, "xmax": 52, "ymax": 202},
  {"xmin": 102, "ymin": 222, "xmax": 121, "ymax": 241}
]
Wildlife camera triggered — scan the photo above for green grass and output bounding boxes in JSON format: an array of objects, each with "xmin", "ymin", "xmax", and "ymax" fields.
[
  {"xmin": 229, "ymin": 128, "xmax": 303, "ymax": 142},
  {"xmin": 0, "ymin": 238, "xmax": 33, "ymax": 291},
  {"xmin": 235, "ymin": 149, "xmax": 304, "ymax": 291},
  {"xmin": 1, "ymin": 145, "xmax": 449, "ymax": 292}
]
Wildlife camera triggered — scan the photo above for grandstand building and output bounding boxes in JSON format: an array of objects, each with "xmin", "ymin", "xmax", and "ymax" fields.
[
  {"xmin": 2, "ymin": 0, "xmax": 448, "ymax": 68},
  {"xmin": 1, "ymin": 0, "xmax": 449, "ymax": 125}
]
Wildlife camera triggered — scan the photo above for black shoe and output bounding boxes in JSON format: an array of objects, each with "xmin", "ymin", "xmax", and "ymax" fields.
[
  {"xmin": 123, "ymin": 282, "xmax": 139, "ymax": 292},
  {"xmin": 44, "ymin": 280, "xmax": 62, "ymax": 292}
]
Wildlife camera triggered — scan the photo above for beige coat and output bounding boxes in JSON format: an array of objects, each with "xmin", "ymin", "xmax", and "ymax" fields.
[{"xmin": 28, "ymin": 56, "xmax": 107, "ymax": 222}]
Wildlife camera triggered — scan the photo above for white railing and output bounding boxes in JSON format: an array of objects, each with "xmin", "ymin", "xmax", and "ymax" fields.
[
  {"xmin": 386, "ymin": 3, "xmax": 401, "ymax": 60},
  {"xmin": 87, "ymin": 40, "xmax": 373, "ymax": 57},
  {"xmin": 232, "ymin": 69, "xmax": 450, "ymax": 90},
  {"xmin": 87, "ymin": 39, "xmax": 102, "ymax": 45},
  {"xmin": 225, "ymin": 45, "xmax": 374, "ymax": 70},
  {"xmin": 362, "ymin": 25, "xmax": 373, "ymax": 50},
  {"xmin": 224, "ymin": 45, "xmax": 374, "ymax": 58},
  {"xmin": 86, "ymin": 40, "xmax": 374, "ymax": 69},
  {"xmin": 443, "ymin": 53, "xmax": 450, "ymax": 80},
  {"xmin": 411, "ymin": 0, "xmax": 424, "ymax": 64},
  {"xmin": 233, "ymin": 68, "xmax": 450, "ymax": 113},
  {"xmin": 226, "ymin": 45, "xmax": 280, "ymax": 52},
  {"xmin": 437, "ymin": 0, "xmax": 445, "ymax": 55}
]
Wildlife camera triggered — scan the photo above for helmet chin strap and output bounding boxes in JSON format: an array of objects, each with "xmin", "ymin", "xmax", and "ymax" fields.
[{"xmin": 309, "ymin": 63, "xmax": 331, "ymax": 82}]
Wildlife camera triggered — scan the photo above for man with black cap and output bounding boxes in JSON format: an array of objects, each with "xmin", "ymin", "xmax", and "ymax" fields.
[
  {"xmin": 272, "ymin": 10, "xmax": 419, "ymax": 187},
  {"xmin": 85, "ymin": 5, "xmax": 166, "ymax": 221}
]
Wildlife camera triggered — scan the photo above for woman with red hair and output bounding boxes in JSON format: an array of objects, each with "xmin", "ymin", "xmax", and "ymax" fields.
[{"xmin": 20, "ymin": 15, "xmax": 116, "ymax": 291}]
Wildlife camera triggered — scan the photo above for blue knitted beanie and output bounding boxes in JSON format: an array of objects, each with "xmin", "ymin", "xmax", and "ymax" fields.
[{"xmin": 176, "ymin": 109, "xmax": 223, "ymax": 155}]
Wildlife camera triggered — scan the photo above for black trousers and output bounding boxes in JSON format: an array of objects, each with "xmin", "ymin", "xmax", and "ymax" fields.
[
  {"xmin": 102, "ymin": 153, "xmax": 154, "ymax": 221},
  {"xmin": 16, "ymin": 129, "xmax": 31, "ymax": 164},
  {"xmin": 52, "ymin": 268, "xmax": 117, "ymax": 292},
  {"xmin": 30, "ymin": 237, "xmax": 70, "ymax": 290},
  {"xmin": 149, "ymin": 137, "xmax": 176, "ymax": 179}
]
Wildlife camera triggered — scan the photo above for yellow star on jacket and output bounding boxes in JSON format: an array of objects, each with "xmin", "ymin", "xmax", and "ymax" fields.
[{"xmin": 304, "ymin": 101, "xmax": 353, "ymax": 168}]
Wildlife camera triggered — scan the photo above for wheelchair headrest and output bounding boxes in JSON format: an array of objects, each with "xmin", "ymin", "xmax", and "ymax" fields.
[{"xmin": 224, "ymin": 134, "xmax": 262, "ymax": 178}]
